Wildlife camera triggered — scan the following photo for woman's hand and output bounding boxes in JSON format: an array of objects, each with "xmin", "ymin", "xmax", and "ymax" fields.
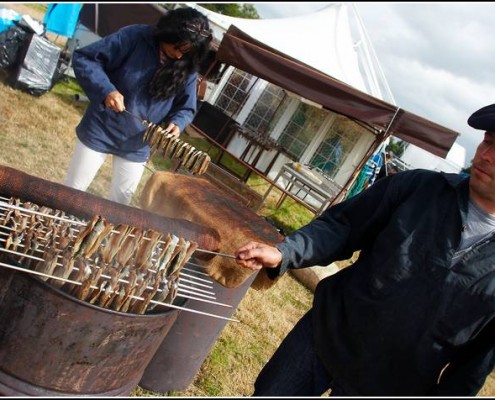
[
  {"xmin": 235, "ymin": 241, "xmax": 282, "ymax": 271},
  {"xmin": 104, "ymin": 90, "xmax": 125, "ymax": 112},
  {"xmin": 162, "ymin": 122, "xmax": 180, "ymax": 138}
]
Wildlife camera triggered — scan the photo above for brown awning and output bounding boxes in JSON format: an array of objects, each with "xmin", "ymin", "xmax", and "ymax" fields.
[
  {"xmin": 79, "ymin": 4, "xmax": 166, "ymax": 37},
  {"xmin": 216, "ymin": 25, "xmax": 459, "ymax": 158}
]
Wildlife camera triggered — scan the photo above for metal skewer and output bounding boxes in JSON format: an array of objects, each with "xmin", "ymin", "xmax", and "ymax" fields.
[
  {"xmin": 123, "ymin": 109, "xmax": 148, "ymax": 125},
  {"xmin": 0, "ymin": 261, "xmax": 239, "ymax": 322},
  {"xmin": 194, "ymin": 248, "xmax": 238, "ymax": 259},
  {"xmin": 0, "ymin": 241, "xmax": 228, "ymax": 306},
  {"xmin": 0, "ymin": 200, "xmax": 237, "ymax": 260}
]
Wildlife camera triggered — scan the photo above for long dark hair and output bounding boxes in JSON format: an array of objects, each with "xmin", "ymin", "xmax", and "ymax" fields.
[{"xmin": 149, "ymin": 7, "xmax": 212, "ymax": 100}]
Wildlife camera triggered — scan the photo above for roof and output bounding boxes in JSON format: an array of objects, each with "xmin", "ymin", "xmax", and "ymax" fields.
[
  {"xmin": 217, "ymin": 25, "xmax": 459, "ymax": 158},
  {"xmin": 184, "ymin": 2, "xmax": 393, "ymax": 102}
]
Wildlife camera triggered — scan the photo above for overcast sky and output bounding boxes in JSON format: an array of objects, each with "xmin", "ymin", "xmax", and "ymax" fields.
[{"xmin": 250, "ymin": 2, "xmax": 495, "ymax": 167}]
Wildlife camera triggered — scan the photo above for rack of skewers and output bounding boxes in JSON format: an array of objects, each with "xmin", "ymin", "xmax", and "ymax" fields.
[{"xmin": 0, "ymin": 196, "xmax": 236, "ymax": 321}]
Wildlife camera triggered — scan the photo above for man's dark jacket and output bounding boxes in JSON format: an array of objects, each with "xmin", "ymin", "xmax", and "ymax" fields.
[{"xmin": 276, "ymin": 169, "xmax": 495, "ymax": 396}]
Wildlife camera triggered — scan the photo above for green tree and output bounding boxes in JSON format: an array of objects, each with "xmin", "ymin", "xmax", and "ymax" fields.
[
  {"xmin": 386, "ymin": 137, "xmax": 406, "ymax": 158},
  {"xmin": 201, "ymin": 3, "xmax": 260, "ymax": 19}
]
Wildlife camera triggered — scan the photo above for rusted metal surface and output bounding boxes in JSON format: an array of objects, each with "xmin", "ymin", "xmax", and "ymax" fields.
[
  {"xmin": 139, "ymin": 172, "xmax": 284, "ymax": 392},
  {"xmin": 0, "ymin": 267, "xmax": 181, "ymax": 396},
  {"xmin": 139, "ymin": 262, "xmax": 257, "ymax": 393}
]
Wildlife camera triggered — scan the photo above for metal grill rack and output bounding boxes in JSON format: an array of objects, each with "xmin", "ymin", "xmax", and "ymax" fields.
[{"xmin": 0, "ymin": 196, "xmax": 237, "ymax": 322}]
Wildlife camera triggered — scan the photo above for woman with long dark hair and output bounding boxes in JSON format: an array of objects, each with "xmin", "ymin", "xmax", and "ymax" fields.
[{"xmin": 63, "ymin": 7, "xmax": 212, "ymax": 205}]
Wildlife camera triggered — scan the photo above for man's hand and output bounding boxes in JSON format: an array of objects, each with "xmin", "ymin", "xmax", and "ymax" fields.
[
  {"xmin": 104, "ymin": 90, "xmax": 125, "ymax": 112},
  {"xmin": 235, "ymin": 241, "xmax": 282, "ymax": 271}
]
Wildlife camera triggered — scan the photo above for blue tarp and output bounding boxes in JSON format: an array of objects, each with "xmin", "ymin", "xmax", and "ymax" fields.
[
  {"xmin": 43, "ymin": 3, "xmax": 82, "ymax": 38},
  {"xmin": 0, "ymin": 7, "xmax": 21, "ymax": 33}
]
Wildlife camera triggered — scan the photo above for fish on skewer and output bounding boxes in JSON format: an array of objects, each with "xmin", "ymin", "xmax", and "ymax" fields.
[
  {"xmin": 119, "ymin": 270, "xmax": 139, "ymax": 313},
  {"xmin": 142, "ymin": 119, "xmax": 210, "ymax": 175},
  {"xmin": 100, "ymin": 224, "xmax": 133, "ymax": 265},
  {"xmin": 50, "ymin": 246, "xmax": 76, "ymax": 288},
  {"xmin": 135, "ymin": 229, "xmax": 163, "ymax": 272},
  {"xmin": 72, "ymin": 215, "xmax": 113, "ymax": 259},
  {"xmin": 5, "ymin": 229, "xmax": 25, "ymax": 251},
  {"xmin": 148, "ymin": 270, "xmax": 169, "ymax": 311},
  {"xmin": 99, "ymin": 268, "xmax": 121, "ymax": 308},
  {"xmin": 116, "ymin": 227, "xmax": 144, "ymax": 268},
  {"xmin": 74, "ymin": 259, "xmax": 103, "ymax": 301},
  {"xmin": 131, "ymin": 272, "xmax": 161, "ymax": 314},
  {"xmin": 155, "ymin": 234, "xmax": 179, "ymax": 273},
  {"xmin": 165, "ymin": 237, "xmax": 186, "ymax": 278},
  {"xmin": 34, "ymin": 246, "xmax": 62, "ymax": 280}
]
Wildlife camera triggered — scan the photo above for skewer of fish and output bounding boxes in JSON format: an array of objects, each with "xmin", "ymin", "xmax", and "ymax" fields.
[
  {"xmin": 0, "ymin": 198, "xmax": 235, "ymax": 260},
  {"xmin": 0, "ymin": 221, "xmax": 223, "ymax": 305},
  {"xmin": 0, "ymin": 209, "xmax": 203, "ymax": 298},
  {"xmin": 124, "ymin": 110, "xmax": 210, "ymax": 175},
  {"xmin": 123, "ymin": 109, "xmax": 210, "ymax": 175},
  {"xmin": 0, "ymin": 197, "xmax": 235, "ymax": 317},
  {"xmin": 0, "ymin": 235, "xmax": 222, "ymax": 304},
  {"xmin": 0, "ymin": 260, "xmax": 238, "ymax": 322},
  {"xmin": 142, "ymin": 121, "xmax": 211, "ymax": 175}
]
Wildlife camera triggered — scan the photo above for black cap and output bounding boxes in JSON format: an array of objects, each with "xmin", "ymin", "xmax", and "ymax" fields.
[{"xmin": 467, "ymin": 104, "xmax": 495, "ymax": 131}]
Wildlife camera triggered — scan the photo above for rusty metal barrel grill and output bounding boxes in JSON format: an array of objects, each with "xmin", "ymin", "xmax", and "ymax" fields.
[
  {"xmin": 139, "ymin": 263, "xmax": 258, "ymax": 393},
  {"xmin": 138, "ymin": 171, "xmax": 285, "ymax": 393},
  {"xmin": 0, "ymin": 267, "xmax": 182, "ymax": 396},
  {"xmin": 0, "ymin": 164, "xmax": 226, "ymax": 396}
]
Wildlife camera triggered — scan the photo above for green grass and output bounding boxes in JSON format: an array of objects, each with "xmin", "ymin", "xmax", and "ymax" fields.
[
  {"xmin": 52, "ymin": 76, "xmax": 85, "ymax": 97},
  {"xmin": 27, "ymin": 3, "xmax": 47, "ymax": 13},
  {"xmin": 246, "ymin": 174, "xmax": 314, "ymax": 234}
]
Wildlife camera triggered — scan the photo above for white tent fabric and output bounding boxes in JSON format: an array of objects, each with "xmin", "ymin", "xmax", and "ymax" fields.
[
  {"xmin": 184, "ymin": 2, "xmax": 394, "ymax": 103},
  {"xmin": 401, "ymin": 142, "xmax": 466, "ymax": 173}
]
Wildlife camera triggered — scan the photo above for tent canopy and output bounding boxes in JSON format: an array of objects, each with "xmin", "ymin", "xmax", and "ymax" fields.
[
  {"xmin": 78, "ymin": 3, "xmax": 459, "ymax": 158},
  {"xmin": 184, "ymin": 3, "xmax": 374, "ymax": 97},
  {"xmin": 217, "ymin": 25, "xmax": 459, "ymax": 158}
]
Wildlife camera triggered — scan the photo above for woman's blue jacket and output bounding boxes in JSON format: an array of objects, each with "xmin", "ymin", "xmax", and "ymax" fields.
[{"xmin": 72, "ymin": 24, "xmax": 197, "ymax": 162}]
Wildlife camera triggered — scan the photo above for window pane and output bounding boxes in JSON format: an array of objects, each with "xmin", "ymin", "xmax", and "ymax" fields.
[
  {"xmin": 309, "ymin": 115, "xmax": 363, "ymax": 178},
  {"xmin": 214, "ymin": 69, "xmax": 255, "ymax": 117},
  {"xmin": 278, "ymin": 103, "xmax": 327, "ymax": 160},
  {"xmin": 243, "ymin": 84, "xmax": 286, "ymax": 134}
]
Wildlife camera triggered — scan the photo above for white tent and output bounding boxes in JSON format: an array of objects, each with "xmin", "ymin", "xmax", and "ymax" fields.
[
  {"xmin": 401, "ymin": 142, "xmax": 466, "ymax": 173},
  {"xmin": 183, "ymin": 2, "xmax": 395, "ymax": 104}
]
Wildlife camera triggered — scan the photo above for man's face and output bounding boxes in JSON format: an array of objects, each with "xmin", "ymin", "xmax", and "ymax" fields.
[{"xmin": 470, "ymin": 131, "xmax": 495, "ymax": 205}]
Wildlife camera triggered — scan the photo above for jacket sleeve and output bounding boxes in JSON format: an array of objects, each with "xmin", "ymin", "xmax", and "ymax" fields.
[
  {"xmin": 72, "ymin": 25, "xmax": 142, "ymax": 109},
  {"xmin": 163, "ymin": 72, "xmax": 198, "ymax": 132},
  {"xmin": 433, "ymin": 319, "xmax": 495, "ymax": 396},
  {"xmin": 275, "ymin": 172, "xmax": 404, "ymax": 275}
]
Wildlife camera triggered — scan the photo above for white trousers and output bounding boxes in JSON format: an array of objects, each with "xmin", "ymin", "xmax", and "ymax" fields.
[{"xmin": 63, "ymin": 139, "xmax": 146, "ymax": 206}]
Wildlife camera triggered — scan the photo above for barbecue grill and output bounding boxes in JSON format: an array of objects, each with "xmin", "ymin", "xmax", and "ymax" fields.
[
  {"xmin": 0, "ymin": 164, "xmax": 236, "ymax": 395},
  {"xmin": 138, "ymin": 170, "xmax": 285, "ymax": 392}
]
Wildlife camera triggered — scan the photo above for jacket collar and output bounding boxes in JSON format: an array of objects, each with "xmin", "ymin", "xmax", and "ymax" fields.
[{"xmin": 441, "ymin": 172, "xmax": 470, "ymax": 222}]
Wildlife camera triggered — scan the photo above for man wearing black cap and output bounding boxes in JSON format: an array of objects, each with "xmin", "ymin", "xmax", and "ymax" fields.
[{"xmin": 235, "ymin": 104, "xmax": 495, "ymax": 396}]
